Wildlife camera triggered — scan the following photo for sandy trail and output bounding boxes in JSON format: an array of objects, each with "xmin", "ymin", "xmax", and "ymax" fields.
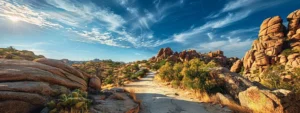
[{"xmin": 123, "ymin": 72, "xmax": 230, "ymax": 113}]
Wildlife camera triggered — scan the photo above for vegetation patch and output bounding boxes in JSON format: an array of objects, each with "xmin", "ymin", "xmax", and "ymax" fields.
[{"xmin": 46, "ymin": 89, "xmax": 92, "ymax": 113}]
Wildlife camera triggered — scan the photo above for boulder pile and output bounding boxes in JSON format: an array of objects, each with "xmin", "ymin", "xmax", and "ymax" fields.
[
  {"xmin": 210, "ymin": 67, "xmax": 300, "ymax": 113},
  {"xmin": 230, "ymin": 9, "xmax": 300, "ymax": 81},
  {"xmin": 149, "ymin": 48, "xmax": 239, "ymax": 68}
]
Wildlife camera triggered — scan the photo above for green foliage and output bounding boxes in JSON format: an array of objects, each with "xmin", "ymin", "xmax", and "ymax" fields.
[
  {"xmin": 157, "ymin": 58, "xmax": 218, "ymax": 92},
  {"xmin": 46, "ymin": 89, "xmax": 91, "ymax": 113},
  {"xmin": 171, "ymin": 80, "xmax": 181, "ymax": 88},
  {"xmin": 281, "ymin": 49, "xmax": 293, "ymax": 57},
  {"xmin": 152, "ymin": 60, "xmax": 166, "ymax": 70},
  {"xmin": 131, "ymin": 68, "xmax": 149, "ymax": 79},
  {"xmin": 104, "ymin": 75, "xmax": 114, "ymax": 84},
  {"xmin": 260, "ymin": 65, "xmax": 300, "ymax": 94},
  {"xmin": 158, "ymin": 62, "xmax": 173, "ymax": 81}
]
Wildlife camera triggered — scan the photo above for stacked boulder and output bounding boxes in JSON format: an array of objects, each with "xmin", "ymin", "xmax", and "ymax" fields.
[
  {"xmin": 230, "ymin": 9, "xmax": 300, "ymax": 81},
  {"xmin": 149, "ymin": 48, "xmax": 238, "ymax": 68},
  {"xmin": 243, "ymin": 16, "xmax": 285, "ymax": 77},
  {"xmin": 0, "ymin": 58, "xmax": 101, "ymax": 113},
  {"xmin": 286, "ymin": 9, "xmax": 300, "ymax": 69}
]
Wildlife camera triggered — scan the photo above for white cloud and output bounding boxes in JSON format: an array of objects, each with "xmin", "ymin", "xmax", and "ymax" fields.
[
  {"xmin": 196, "ymin": 37, "xmax": 253, "ymax": 58},
  {"xmin": 207, "ymin": 33, "xmax": 214, "ymax": 40},
  {"xmin": 71, "ymin": 28, "xmax": 129, "ymax": 48},
  {"xmin": 174, "ymin": 10, "xmax": 251, "ymax": 42},
  {"xmin": 228, "ymin": 27, "xmax": 259, "ymax": 35},
  {"xmin": 0, "ymin": 1, "xmax": 62, "ymax": 28},
  {"xmin": 45, "ymin": 0, "xmax": 126, "ymax": 30},
  {"xmin": 207, "ymin": 0, "xmax": 288, "ymax": 19},
  {"xmin": 221, "ymin": 0, "xmax": 257, "ymax": 12}
]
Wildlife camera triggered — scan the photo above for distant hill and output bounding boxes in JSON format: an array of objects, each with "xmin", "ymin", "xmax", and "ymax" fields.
[{"xmin": 0, "ymin": 46, "xmax": 45, "ymax": 61}]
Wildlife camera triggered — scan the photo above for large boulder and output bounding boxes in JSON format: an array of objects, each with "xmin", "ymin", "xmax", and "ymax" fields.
[
  {"xmin": 239, "ymin": 87, "xmax": 300, "ymax": 113},
  {"xmin": 0, "ymin": 59, "xmax": 101, "ymax": 113},
  {"xmin": 230, "ymin": 60, "xmax": 243, "ymax": 73}
]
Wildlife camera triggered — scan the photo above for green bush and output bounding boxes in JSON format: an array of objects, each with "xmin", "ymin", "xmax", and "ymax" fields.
[
  {"xmin": 171, "ymin": 80, "xmax": 180, "ymax": 88},
  {"xmin": 46, "ymin": 89, "xmax": 91, "ymax": 113},
  {"xmin": 260, "ymin": 65, "xmax": 300, "ymax": 94},
  {"xmin": 157, "ymin": 58, "xmax": 218, "ymax": 92},
  {"xmin": 104, "ymin": 75, "xmax": 114, "ymax": 84},
  {"xmin": 281, "ymin": 49, "xmax": 293, "ymax": 56},
  {"xmin": 130, "ymin": 68, "xmax": 149, "ymax": 79},
  {"xmin": 152, "ymin": 60, "xmax": 166, "ymax": 70}
]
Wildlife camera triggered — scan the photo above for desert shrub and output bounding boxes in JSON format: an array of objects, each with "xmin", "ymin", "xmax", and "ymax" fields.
[
  {"xmin": 104, "ymin": 75, "xmax": 114, "ymax": 84},
  {"xmin": 158, "ymin": 62, "xmax": 173, "ymax": 81},
  {"xmin": 260, "ymin": 65, "xmax": 300, "ymax": 94},
  {"xmin": 171, "ymin": 80, "xmax": 181, "ymax": 88},
  {"xmin": 281, "ymin": 49, "xmax": 293, "ymax": 56},
  {"xmin": 130, "ymin": 68, "xmax": 148, "ymax": 80},
  {"xmin": 152, "ymin": 59, "xmax": 166, "ymax": 70},
  {"xmin": 172, "ymin": 62, "xmax": 183, "ymax": 80},
  {"xmin": 261, "ymin": 65, "xmax": 284, "ymax": 89},
  {"xmin": 46, "ymin": 89, "xmax": 91, "ymax": 113},
  {"xmin": 157, "ymin": 58, "xmax": 218, "ymax": 92}
]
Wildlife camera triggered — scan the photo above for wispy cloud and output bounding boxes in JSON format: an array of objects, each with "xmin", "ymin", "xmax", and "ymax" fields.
[
  {"xmin": 71, "ymin": 28, "xmax": 129, "ymax": 48},
  {"xmin": 174, "ymin": 10, "xmax": 251, "ymax": 42},
  {"xmin": 0, "ymin": 0, "xmax": 175, "ymax": 49},
  {"xmin": 195, "ymin": 37, "xmax": 253, "ymax": 57},
  {"xmin": 221, "ymin": 0, "xmax": 257, "ymax": 13},
  {"xmin": 228, "ymin": 27, "xmax": 259, "ymax": 35},
  {"xmin": 206, "ymin": 0, "xmax": 289, "ymax": 19},
  {"xmin": 0, "ymin": 1, "xmax": 62, "ymax": 28},
  {"xmin": 207, "ymin": 33, "xmax": 214, "ymax": 40},
  {"xmin": 45, "ymin": 0, "xmax": 126, "ymax": 30}
]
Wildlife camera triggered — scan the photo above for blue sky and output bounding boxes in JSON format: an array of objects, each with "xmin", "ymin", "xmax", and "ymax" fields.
[{"xmin": 0, "ymin": 0, "xmax": 299, "ymax": 62}]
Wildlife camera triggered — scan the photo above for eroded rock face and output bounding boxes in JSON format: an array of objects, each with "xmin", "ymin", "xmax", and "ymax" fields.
[
  {"xmin": 243, "ymin": 16, "xmax": 285, "ymax": 74},
  {"xmin": 0, "ymin": 59, "xmax": 101, "ymax": 113},
  {"xmin": 231, "ymin": 9, "xmax": 300, "ymax": 81}
]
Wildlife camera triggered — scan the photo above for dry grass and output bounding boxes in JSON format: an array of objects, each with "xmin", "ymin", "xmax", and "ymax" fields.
[
  {"xmin": 102, "ymin": 84, "xmax": 114, "ymax": 89},
  {"xmin": 195, "ymin": 91, "xmax": 251, "ymax": 113}
]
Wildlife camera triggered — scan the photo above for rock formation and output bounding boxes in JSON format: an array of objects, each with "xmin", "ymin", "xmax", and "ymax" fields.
[
  {"xmin": 0, "ymin": 58, "xmax": 101, "ymax": 113},
  {"xmin": 210, "ymin": 67, "xmax": 300, "ymax": 113},
  {"xmin": 230, "ymin": 9, "xmax": 300, "ymax": 81},
  {"xmin": 149, "ymin": 48, "xmax": 239, "ymax": 68}
]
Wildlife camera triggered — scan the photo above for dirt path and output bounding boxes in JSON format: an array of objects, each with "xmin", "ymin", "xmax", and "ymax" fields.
[{"xmin": 123, "ymin": 72, "xmax": 231, "ymax": 113}]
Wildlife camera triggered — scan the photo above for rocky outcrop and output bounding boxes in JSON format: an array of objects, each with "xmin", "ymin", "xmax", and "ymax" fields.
[
  {"xmin": 89, "ymin": 88, "xmax": 140, "ymax": 113},
  {"xmin": 230, "ymin": 60, "xmax": 243, "ymax": 73},
  {"xmin": 239, "ymin": 87, "xmax": 300, "ymax": 113},
  {"xmin": 154, "ymin": 47, "xmax": 173, "ymax": 62},
  {"xmin": 210, "ymin": 67, "xmax": 300, "ymax": 113},
  {"xmin": 230, "ymin": 9, "xmax": 300, "ymax": 82},
  {"xmin": 149, "ymin": 48, "xmax": 238, "ymax": 68},
  {"xmin": 0, "ymin": 59, "xmax": 101, "ymax": 113}
]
